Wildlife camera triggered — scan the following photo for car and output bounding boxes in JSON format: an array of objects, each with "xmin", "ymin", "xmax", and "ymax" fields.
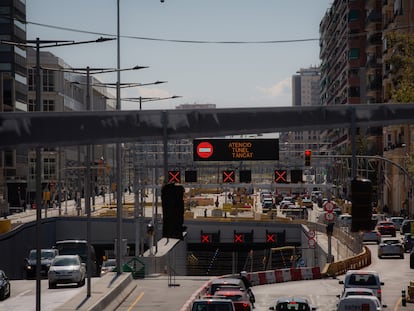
[
  {"xmin": 208, "ymin": 278, "xmax": 247, "ymax": 295},
  {"xmin": 214, "ymin": 288, "xmax": 253, "ymax": 311},
  {"xmin": 376, "ymin": 221, "xmax": 396, "ymax": 237},
  {"xmin": 402, "ymin": 233, "xmax": 414, "ymax": 252},
  {"xmin": 377, "ymin": 237, "xmax": 404, "ymax": 259},
  {"xmin": 337, "ymin": 287, "xmax": 376, "ymax": 299},
  {"xmin": 269, "ymin": 297, "xmax": 316, "ymax": 311},
  {"xmin": 301, "ymin": 198, "xmax": 313, "ymax": 209},
  {"xmin": 101, "ymin": 259, "xmax": 116, "ymax": 274},
  {"xmin": 339, "ymin": 270, "xmax": 384, "ymax": 302},
  {"xmin": 54, "ymin": 240, "xmax": 101, "ymax": 277},
  {"xmin": 48, "ymin": 255, "xmax": 86, "ymax": 289},
  {"xmin": 390, "ymin": 216, "xmax": 405, "ymax": 231},
  {"xmin": 401, "ymin": 219, "xmax": 414, "ymax": 235},
  {"xmin": 0, "ymin": 270, "xmax": 10, "ymax": 300},
  {"xmin": 191, "ymin": 298, "xmax": 235, "ymax": 311},
  {"xmin": 337, "ymin": 214, "xmax": 352, "ymax": 227},
  {"xmin": 362, "ymin": 230, "xmax": 381, "ymax": 244},
  {"xmin": 337, "ymin": 295, "xmax": 383, "ymax": 311},
  {"xmin": 24, "ymin": 248, "xmax": 59, "ymax": 278}
]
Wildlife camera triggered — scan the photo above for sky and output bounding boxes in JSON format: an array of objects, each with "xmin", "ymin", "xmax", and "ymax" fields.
[{"xmin": 26, "ymin": 1, "xmax": 333, "ymax": 110}]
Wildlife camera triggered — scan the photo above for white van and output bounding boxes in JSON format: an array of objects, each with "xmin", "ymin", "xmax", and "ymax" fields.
[{"xmin": 337, "ymin": 295, "xmax": 382, "ymax": 311}]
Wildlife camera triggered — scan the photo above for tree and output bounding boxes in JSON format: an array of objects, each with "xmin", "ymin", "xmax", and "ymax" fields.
[{"xmin": 386, "ymin": 32, "xmax": 414, "ymax": 102}]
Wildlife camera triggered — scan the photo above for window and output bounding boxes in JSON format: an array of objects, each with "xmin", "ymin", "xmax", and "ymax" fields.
[
  {"xmin": 4, "ymin": 150, "xmax": 14, "ymax": 167},
  {"xmin": 349, "ymin": 10, "xmax": 359, "ymax": 21},
  {"xmin": 349, "ymin": 48, "xmax": 360, "ymax": 60},
  {"xmin": 42, "ymin": 69, "xmax": 55, "ymax": 92},
  {"xmin": 28, "ymin": 68, "xmax": 34, "ymax": 91},
  {"xmin": 43, "ymin": 157, "xmax": 56, "ymax": 180},
  {"xmin": 28, "ymin": 99, "xmax": 35, "ymax": 112},
  {"xmin": 42, "ymin": 99, "xmax": 55, "ymax": 112}
]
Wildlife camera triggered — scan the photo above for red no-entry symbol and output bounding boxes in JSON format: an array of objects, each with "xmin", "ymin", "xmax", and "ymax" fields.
[
  {"xmin": 168, "ymin": 170, "xmax": 181, "ymax": 183},
  {"xmin": 234, "ymin": 233, "xmax": 244, "ymax": 243},
  {"xmin": 196, "ymin": 141, "xmax": 214, "ymax": 159},
  {"xmin": 223, "ymin": 170, "xmax": 235, "ymax": 183},
  {"xmin": 266, "ymin": 233, "xmax": 276, "ymax": 243}
]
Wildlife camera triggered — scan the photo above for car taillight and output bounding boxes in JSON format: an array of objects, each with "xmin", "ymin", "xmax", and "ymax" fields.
[
  {"xmin": 378, "ymin": 289, "xmax": 382, "ymax": 300},
  {"xmin": 242, "ymin": 303, "xmax": 250, "ymax": 310}
]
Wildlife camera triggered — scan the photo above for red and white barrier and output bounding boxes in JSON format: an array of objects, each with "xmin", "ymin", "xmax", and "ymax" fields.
[{"xmin": 250, "ymin": 266, "xmax": 321, "ymax": 286}]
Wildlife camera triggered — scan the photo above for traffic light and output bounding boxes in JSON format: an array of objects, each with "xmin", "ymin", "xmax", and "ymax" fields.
[
  {"xmin": 239, "ymin": 170, "xmax": 251, "ymax": 183},
  {"xmin": 168, "ymin": 170, "xmax": 181, "ymax": 183},
  {"xmin": 161, "ymin": 183, "xmax": 185, "ymax": 239},
  {"xmin": 305, "ymin": 149, "xmax": 312, "ymax": 166},
  {"xmin": 222, "ymin": 170, "xmax": 235, "ymax": 183},
  {"xmin": 351, "ymin": 177, "xmax": 373, "ymax": 232}
]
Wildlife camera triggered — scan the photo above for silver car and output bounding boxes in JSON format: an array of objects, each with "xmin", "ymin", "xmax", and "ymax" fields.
[
  {"xmin": 48, "ymin": 255, "xmax": 86, "ymax": 289},
  {"xmin": 378, "ymin": 238, "xmax": 404, "ymax": 259}
]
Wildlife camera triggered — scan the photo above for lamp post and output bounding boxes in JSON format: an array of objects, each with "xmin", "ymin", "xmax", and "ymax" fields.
[{"xmin": 122, "ymin": 95, "xmax": 182, "ymax": 110}]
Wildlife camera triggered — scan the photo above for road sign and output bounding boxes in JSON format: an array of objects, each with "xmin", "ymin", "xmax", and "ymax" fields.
[
  {"xmin": 308, "ymin": 238, "xmax": 316, "ymax": 249},
  {"xmin": 325, "ymin": 212, "xmax": 335, "ymax": 222},
  {"xmin": 168, "ymin": 170, "xmax": 181, "ymax": 183},
  {"xmin": 222, "ymin": 170, "xmax": 235, "ymax": 183},
  {"xmin": 196, "ymin": 141, "xmax": 214, "ymax": 159},
  {"xmin": 307, "ymin": 229, "xmax": 316, "ymax": 239},
  {"xmin": 324, "ymin": 201, "xmax": 334, "ymax": 212},
  {"xmin": 193, "ymin": 138, "xmax": 279, "ymax": 161},
  {"xmin": 274, "ymin": 170, "xmax": 287, "ymax": 183}
]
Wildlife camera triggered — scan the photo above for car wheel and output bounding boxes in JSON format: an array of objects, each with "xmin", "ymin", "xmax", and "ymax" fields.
[
  {"xmin": 401, "ymin": 255, "xmax": 405, "ymax": 259},
  {"xmin": 0, "ymin": 288, "xmax": 4, "ymax": 300},
  {"xmin": 48, "ymin": 281, "xmax": 56, "ymax": 289}
]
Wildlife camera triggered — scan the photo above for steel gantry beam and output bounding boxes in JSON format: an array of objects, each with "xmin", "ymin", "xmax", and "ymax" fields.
[{"xmin": 1, "ymin": 103, "xmax": 414, "ymax": 149}]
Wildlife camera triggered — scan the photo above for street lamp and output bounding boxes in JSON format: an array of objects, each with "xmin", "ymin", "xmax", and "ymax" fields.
[{"xmin": 122, "ymin": 95, "xmax": 182, "ymax": 110}]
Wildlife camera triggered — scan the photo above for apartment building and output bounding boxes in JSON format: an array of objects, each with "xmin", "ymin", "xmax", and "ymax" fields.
[{"xmin": 0, "ymin": 0, "xmax": 27, "ymax": 213}]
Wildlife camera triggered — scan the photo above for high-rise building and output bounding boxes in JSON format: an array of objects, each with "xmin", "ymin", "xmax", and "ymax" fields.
[{"xmin": 0, "ymin": 0, "xmax": 28, "ymax": 214}]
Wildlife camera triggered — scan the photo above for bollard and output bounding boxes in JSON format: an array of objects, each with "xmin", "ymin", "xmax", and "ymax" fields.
[{"xmin": 402, "ymin": 288, "xmax": 407, "ymax": 306}]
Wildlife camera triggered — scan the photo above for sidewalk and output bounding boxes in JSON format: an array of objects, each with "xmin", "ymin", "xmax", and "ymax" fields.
[{"xmin": 58, "ymin": 272, "xmax": 135, "ymax": 311}]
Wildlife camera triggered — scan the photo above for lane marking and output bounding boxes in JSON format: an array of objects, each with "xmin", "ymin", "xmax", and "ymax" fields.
[{"xmin": 127, "ymin": 291, "xmax": 144, "ymax": 311}]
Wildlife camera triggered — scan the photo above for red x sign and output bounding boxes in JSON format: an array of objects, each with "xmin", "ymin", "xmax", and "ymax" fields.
[
  {"xmin": 201, "ymin": 234, "xmax": 211, "ymax": 243},
  {"xmin": 234, "ymin": 233, "xmax": 244, "ymax": 243},
  {"xmin": 223, "ymin": 170, "xmax": 235, "ymax": 183},
  {"xmin": 168, "ymin": 170, "xmax": 181, "ymax": 183},
  {"xmin": 274, "ymin": 170, "xmax": 287, "ymax": 183},
  {"xmin": 266, "ymin": 233, "xmax": 275, "ymax": 243}
]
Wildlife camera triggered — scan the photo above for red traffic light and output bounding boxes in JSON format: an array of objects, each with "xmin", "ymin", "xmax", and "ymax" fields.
[{"xmin": 305, "ymin": 149, "xmax": 312, "ymax": 166}]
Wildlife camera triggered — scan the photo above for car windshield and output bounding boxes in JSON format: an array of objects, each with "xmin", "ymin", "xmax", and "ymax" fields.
[
  {"xmin": 29, "ymin": 250, "xmax": 56, "ymax": 260},
  {"xmin": 276, "ymin": 302, "xmax": 310, "ymax": 311},
  {"xmin": 53, "ymin": 257, "xmax": 79, "ymax": 266},
  {"xmin": 348, "ymin": 274, "xmax": 378, "ymax": 286},
  {"xmin": 383, "ymin": 239, "xmax": 399, "ymax": 245}
]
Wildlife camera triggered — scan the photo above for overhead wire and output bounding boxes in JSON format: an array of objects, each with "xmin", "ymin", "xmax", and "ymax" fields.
[{"xmin": 27, "ymin": 20, "xmax": 320, "ymax": 45}]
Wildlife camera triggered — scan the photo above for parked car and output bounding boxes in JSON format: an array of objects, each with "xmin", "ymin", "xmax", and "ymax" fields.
[
  {"xmin": 339, "ymin": 270, "xmax": 384, "ymax": 302},
  {"xmin": 378, "ymin": 237, "xmax": 404, "ymax": 259},
  {"xmin": 362, "ymin": 230, "xmax": 381, "ymax": 244},
  {"xmin": 376, "ymin": 221, "xmax": 396, "ymax": 237},
  {"xmin": 48, "ymin": 255, "xmax": 86, "ymax": 289},
  {"xmin": 214, "ymin": 288, "xmax": 253, "ymax": 311},
  {"xmin": 101, "ymin": 259, "xmax": 116, "ymax": 274},
  {"xmin": 0, "ymin": 270, "xmax": 10, "ymax": 300},
  {"xmin": 402, "ymin": 233, "xmax": 414, "ymax": 252},
  {"xmin": 191, "ymin": 298, "xmax": 235, "ymax": 311},
  {"xmin": 390, "ymin": 216, "xmax": 405, "ymax": 231},
  {"xmin": 337, "ymin": 295, "xmax": 383, "ymax": 311},
  {"xmin": 269, "ymin": 297, "xmax": 316, "ymax": 311},
  {"xmin": 24, "ymin": 248, "xmax": 59, "ymax": 278},
  {"xmin": 401, "ymin": 219, "xmax": 414, "ymax": 235}
]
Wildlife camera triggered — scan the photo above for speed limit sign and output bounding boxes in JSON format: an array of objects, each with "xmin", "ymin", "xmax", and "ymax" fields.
[
  {"xmin": 308, "ymin": 229, "xmax": 316, "ymax": 239},
  {"xmin": 325, "ymin": 212, "xmax": 334, "ymax": 222}
]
